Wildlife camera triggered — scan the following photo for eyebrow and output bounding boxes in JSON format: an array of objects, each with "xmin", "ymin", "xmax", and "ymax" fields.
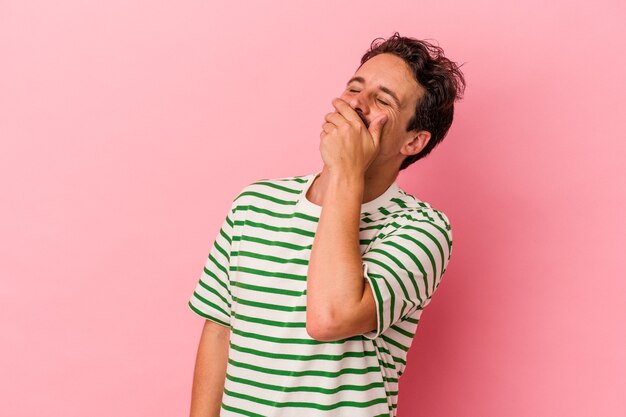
[{"xmin": 347, "ymin": 76, "xmax": 402, "ymax": 108}]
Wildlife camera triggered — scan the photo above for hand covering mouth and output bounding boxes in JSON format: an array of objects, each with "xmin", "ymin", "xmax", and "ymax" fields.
[{"xmin": 356, "ymin": 110, "xmax": 370, "ymax": 128}]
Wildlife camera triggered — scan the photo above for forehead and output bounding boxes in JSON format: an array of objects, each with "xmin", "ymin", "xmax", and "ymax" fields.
[{"xmin": 353, "ymin": 53, "xmax": 424, "ymax": 104}]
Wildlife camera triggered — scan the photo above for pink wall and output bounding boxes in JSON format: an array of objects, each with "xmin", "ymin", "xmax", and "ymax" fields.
[{"xmin": 1, "ymin": 1, "xmax": 624, "ymax": 416}]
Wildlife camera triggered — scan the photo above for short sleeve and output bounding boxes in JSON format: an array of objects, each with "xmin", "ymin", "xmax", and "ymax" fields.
[
  {"xmin": 361, "ymin": 214, "xmax": 453, "ymax": 339},
  {"xmin": 187, "ymin": 201, "xmax": 237, "ymax": 328}
]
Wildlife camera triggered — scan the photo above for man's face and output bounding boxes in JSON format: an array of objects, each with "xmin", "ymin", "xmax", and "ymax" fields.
[{"xmin": 339, "ymin": 52, "xmax": 425, "ymax": 161}]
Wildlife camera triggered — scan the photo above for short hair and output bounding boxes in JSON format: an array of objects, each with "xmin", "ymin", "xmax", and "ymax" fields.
[{"xmin": 359, "ymin": 32, "xmax": 466, "ymax": 170}]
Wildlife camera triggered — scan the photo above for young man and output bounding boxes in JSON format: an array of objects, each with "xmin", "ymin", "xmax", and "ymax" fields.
[{"xmin": 188, "ymin": 32, "xmax": 465, "ymax": 417}]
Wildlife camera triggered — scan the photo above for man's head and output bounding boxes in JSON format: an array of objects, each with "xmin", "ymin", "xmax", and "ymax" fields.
[{"xmin": 341, "ymin": 33, "xmax": 465, "ymax": 172}]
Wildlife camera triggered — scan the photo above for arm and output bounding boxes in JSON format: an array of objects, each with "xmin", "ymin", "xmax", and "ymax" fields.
[
  {"xmin": 305, "ymin": 172, "xmax": 378, "ymax": 341},
  {"xmin": 306, "ymin": 98, "xmax": 387, "ymax": 341},
  {"xmin": 189, "ymin": 320, "xmax": 231, "ymax": 417}
]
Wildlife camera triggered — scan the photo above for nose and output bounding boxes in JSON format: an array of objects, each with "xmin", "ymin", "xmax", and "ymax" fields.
[
  {"xmin": 347, "ymin": 91, "xmax": 369, "ymax": 116},
  {"xmin": 345, "ymin": 92, "xmax": 370, "ymax": 127}
]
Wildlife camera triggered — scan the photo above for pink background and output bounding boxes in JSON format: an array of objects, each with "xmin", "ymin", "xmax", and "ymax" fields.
[{"xmin": 1, "ymin": 1, "xmax": 624, "ymax": 416}]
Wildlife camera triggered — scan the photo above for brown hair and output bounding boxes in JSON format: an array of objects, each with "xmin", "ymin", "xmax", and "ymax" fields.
[{"xmin": 360, "ymin": 32, "xmax": 466, "ymax": 170}]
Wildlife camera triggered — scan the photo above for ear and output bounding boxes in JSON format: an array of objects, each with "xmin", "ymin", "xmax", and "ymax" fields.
[{"xmin": 402, "ymin": 130, "xmax": 431, "ymax": 156}]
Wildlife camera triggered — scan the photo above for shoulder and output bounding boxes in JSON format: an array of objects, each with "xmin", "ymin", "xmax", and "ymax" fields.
[
  {"xmin": 230, "ymin": 173, "xmax": 310, "ymax": 207},
  {"xmin": 384, "ymin": 190, "xmax": 453, "ymax": 246}
]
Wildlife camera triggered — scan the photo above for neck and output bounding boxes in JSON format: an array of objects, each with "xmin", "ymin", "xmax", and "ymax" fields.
[{"xmin": 306, "ymin": 164, "xmax": 398, "ymax": 207}]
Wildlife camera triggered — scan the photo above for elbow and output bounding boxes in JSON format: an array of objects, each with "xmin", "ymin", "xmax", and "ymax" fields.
[
  {"xmin": 306, "ymin": 320, "xmax": 334, "ymax": 342},
  {"xmin": 306, "ymin": 311, "xmax": 338, "ymax": 342}
]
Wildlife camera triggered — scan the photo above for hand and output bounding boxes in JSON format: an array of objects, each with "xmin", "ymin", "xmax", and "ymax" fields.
[{"xmin": 320, "ymin": 98, "xmax": 388, "ymax": 176}]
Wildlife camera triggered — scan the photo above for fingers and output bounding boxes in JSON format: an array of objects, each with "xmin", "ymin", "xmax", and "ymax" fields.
[
  {"xmin": 331, "ymin": 98, "xmax": 361, "ymax": 126},
  {"xmin": 320, "ymin": 112, "xmax": 343, "ymax": 138},
  {"xmin": 320, "ymin": 98, "xmax": 366, "ymax": 138},
  {"xmin": 321, "ymin": 121, "xmax": 335, "ymax": 134},
  {"xmin": 368, "ymin": 114, "xmax": 388, "ymax": 146},
  {"xmin": 323, "ymin": 111, "xmax": 344, "ymax": 127}
]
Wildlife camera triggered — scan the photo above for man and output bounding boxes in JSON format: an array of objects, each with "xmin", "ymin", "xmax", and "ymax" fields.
[{"xmin": 188, "ymin": 32, "xmax": 465, "ymax": 417}]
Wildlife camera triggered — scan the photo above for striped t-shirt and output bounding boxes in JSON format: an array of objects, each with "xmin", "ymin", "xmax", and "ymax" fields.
[{"xmin": 187, "ymin": 170, "xmax": 453, "ymax": 417}]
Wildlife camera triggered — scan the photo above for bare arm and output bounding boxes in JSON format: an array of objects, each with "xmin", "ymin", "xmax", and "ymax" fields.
[
  {"xmin": 189, "ymin": 320, "xmax": 231, "ymax": 417},
  {"xmin": 307, "ymin": 97, "xmax": 387, "ymax": 341},
  {"xmin": 306, "ymin": 172, "xmax": 377, "ymax": 341}
]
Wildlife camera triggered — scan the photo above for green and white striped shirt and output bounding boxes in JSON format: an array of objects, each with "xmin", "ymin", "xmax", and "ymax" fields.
[{"xmin": 188, "ymin": 170, "xmax": 453, "ymax": 417}]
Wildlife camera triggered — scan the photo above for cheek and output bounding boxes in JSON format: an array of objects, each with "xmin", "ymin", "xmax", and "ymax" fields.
[
  {"xmin": 382, "ymin": 110, "xmax": 401, "ymax": 132},
  {"xmin": 379, "ymin": 111, "xmax": 406, "ymax": 151}
]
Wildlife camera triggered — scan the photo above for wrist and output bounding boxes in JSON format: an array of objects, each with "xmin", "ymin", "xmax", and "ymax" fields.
[
  {"xmin": 328, "ymin": 172, "xmax": 364, "ymax": 192},
  {"xmin": 325, "ymin": 171, "xmax": 365, "ymax": 208},
  {"xmin": 327, "ymin": 167, "xmax": 365, "ymax": 185}
]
